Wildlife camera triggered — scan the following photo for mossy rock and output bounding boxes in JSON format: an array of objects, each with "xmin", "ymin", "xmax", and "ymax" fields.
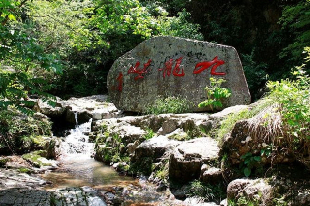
[
  {"xmin": 31, "ymin": 136, "xmax": 49, "ymax": 148},
  {"xmin": 18, "ymin": 167, "xmax": 34, "ymax": 174},
  {"xmin": 167, "ymin": 132, "xmax": 189, "ymax": 141},
  {"xmin": 22, "ymin": 150, "xmax": 53, "ymax": 168},
  {"xmin": 0, "ymin": 157, "xmax": 9, "ymax": 167}
]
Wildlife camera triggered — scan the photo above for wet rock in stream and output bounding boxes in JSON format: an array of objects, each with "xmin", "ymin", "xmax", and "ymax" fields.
[{"xmin": 0, "ymin": 186, "xmax": 107, "ymax": 206}]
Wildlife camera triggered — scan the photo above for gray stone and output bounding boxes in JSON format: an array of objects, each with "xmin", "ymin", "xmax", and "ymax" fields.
[
  {"xmin": 227, "ymin": 178, "xmax": 274, "ymax": 206},
  {"xmin": 169, "ymin": 137, "xmax": 220, "ymax": 182},
  {"xmin": 39, "ymin": 95, "xmax": 121, "ymax": 125},
  {"xmin": 99, "ymin": 118, "xmax": 147, "ymax": 144},
  {"xmin": 158, "ymin": 119, "xmax": 178, "ymax": 135},
  {"xmin": 0, "ymin": 189, "xmax": 51, "ymax": 206},
  {"xmin": 45, "ymin": 137, "xmax": 62, "ymax": 159},
  {"xmin": 210, "ymin": 105, "xmax": 249, "ymax": 120},
  {"xmin": 184, "ymin": 197, "xmax": 220, "ymax": 206},
  {"xmin": 0, "ymin": 187, "xmax": 107, "ymax": 206},
  {"xmin": 220, "ymin": 198, "xmax": 227, "ymax": 206},
  {"xmin": 131, "ymin": 135, "xmax": 180, "ymax": 175},
  {"xmin": 133, "ymin": 135, "xmax": 180, "ymax": 162},
  {"xmin": 200, "ymin": 166, "xmax": 222, "ymax": 184},
  {"xmin": 108, "ymin": 36, "xmax": 250, "ymax": 113},
  {"xmin": 0, "ymin": 169, "xmax": 48, "ymax": 190},
  {"xmin": 127, "ymin": 140, "xmax": 140, "ymax": 155},
  {"xmin": 35, "ymin": 98, "xmax": 65, "ymax": 117}
]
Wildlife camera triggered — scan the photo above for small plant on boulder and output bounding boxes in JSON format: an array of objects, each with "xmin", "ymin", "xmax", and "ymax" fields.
[{"xmin": 198, "ymin": 77, "xmax": 231, "ymax": 111}]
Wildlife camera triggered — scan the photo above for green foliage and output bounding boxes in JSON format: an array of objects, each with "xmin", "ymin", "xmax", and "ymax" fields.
[
  {"xmin": 185, "ymin": 180, "xmax": 226, "ymax": 202},
  {"xmin": 279, "ymin": 0, "xmax": 310, "ymax": 69},
  {"xmin": 129, "ymin": 156, "xmax": 154, "ymax": 175},
  {"xmin": 22, "ymin": 150, "xmax": 50, "ymax": 167},
  {"xmin": 240, "ymin": 152, "xmax": 262, "ymax": 177},
  {"xmin": 25, "ymin": 0, "xmax": 98, "ymax": 98},
  {"xmin": 92, "ymin": 0, "xmax": 202, "ymax": 41},
  {"xmin": 95, "ymin": 128, "xmax": 132, "ymax": 169},
  {"xmin": 0, "ymin": 109, "xmax": 52, "ymax": 153},
  {"xmin": 143, "ymin": 128, "xmax": 155, "ymax": 140},
  {"xmin": 241, "ymin": 50, "xmax": 268, "ymax": 100},
  {"xmin": 228, "ymin": 196, "xmax": 260, "ymax": 206},
  {"xmin": 18, "ymin": 167, "xmax": 33, "ymax": 174},
  {"xmin": 217, "ymin": 109, "xmax": 250, "ymax": 140},
  {"xmin": 102, "ymin": 133, "xmax": 124, "ymax": 163},
  {"xmin": 198, "ymin": 77, "xmax": 231, "ymax": 111},
  {"xmin": 0, "ymin": 157, "xmax": 9, "ymax": 167},
  {"xmin": 273, "ymin": 196, "xmax": 288, "ymax": 206},
  {"xmin": 267, "ymin": 70, "xmax": 310, "ymax": 140},
  {"xmin": 266, "ymin": 62, "xmax": 310, "ymax": 166},
  {"xmin": 217, "ymin": 99, "xmax": 272, "ymax": 141},
  {"xmin": 152, "ymin": 159, "xmax": 169, "ymax": 181},
  {"xmin": 187, "ymin": 180, "xmax": 214, "ymax": 200},
  {"xmin": 168, "ymin": 132, "xmax": 190, "ymax": 141},
  {"xmin": 0, "ymin": 0, "xmax": 62, "ymax": 112},
  {"xmin": 145, "ymin": 96, "xmax": 192, "ymax": 115}
]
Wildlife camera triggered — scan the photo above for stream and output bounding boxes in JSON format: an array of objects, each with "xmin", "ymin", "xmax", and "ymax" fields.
[
  {"xmin": 41, "ymin": 118, "xmax": 173, "ymax": 205},
  {"xmin": 42, "ymin": 119, "xmax": 137, "ymax": 191}
]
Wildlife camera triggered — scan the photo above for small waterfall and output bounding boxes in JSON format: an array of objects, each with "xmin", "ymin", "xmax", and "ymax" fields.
[
  {"xmin": 60, "ymin": 118, "xmax": 93, "ymax": 158},
  {"xmin": 74, "ymin": 111, "xmax": 78, "ymax": 126},
  {"xmin": 42, "ymin": 116, "xmax": 136, "ymax": 190}
]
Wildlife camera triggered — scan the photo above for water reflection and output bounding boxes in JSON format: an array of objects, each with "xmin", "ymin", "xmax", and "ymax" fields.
[
  {"xmin": 43, "ymin": 120, "xmax": 137, "ymax": 190},
  {"xmin": 42, "ymin": 157, "xmax": 137, "ymax": 190}
]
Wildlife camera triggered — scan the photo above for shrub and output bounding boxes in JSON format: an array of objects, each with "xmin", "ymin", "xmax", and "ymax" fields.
[
  {"xmin": 145, "ymin": 96, "xmax": 193, "ymax": 115},
  {"xmin": 143, "ymin": 128, "xmax": 155, "ymax": 140},
  {"xmin": 198, "ymin": 77, "xmax": 231, "ymax": 111},
  {"xmin": 266, "ymin": 65, "xmax": 310, "ymax": 167},
  {"xmin": 185, "ymin": 180, "xmax": 226, "ymax": 202},
  {"xmin": 0, "ymin": 109, "xmax": 52, "ymax": 154}
]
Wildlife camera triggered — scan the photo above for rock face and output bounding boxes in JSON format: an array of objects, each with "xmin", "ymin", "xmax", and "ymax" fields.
[
  {"xmin": 37, "ymin": 95, "xmax": 121, "ymax": 128},
  {"xmin": 220, "ymin": 105, "xmax": 294, "ymax": 170},
  {"xmin": 227, "ymin": 178, "xmax": 274, "ymax": 206},
  {"xmin": 108, "ymin": 36, "xmax": 250, "ymax": 113},
  {"xmin": 0, "ymin": 187, "xmax": 107, "ymax": 206},
  {"xmin": 131, "ymin": 135, "xmax": 180, "ymax": 175},
  {"xmin": 169, "ymin": 137, "xmax": 220, "ymax": 182}
]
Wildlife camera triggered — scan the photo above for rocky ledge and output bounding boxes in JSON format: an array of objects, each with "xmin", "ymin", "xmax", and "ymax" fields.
[{"xmin": 2, "ymin": 95, "xmax": 310, "ymax": 206}]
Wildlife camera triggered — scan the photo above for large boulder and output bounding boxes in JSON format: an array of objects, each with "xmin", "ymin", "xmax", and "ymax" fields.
[
  {"xmin": 169, "ymin": 137, "xmax": 220, "ymax": 182},
  {"xmin": 108, "ymin": 36, "xmax": 250, "ymax": 113}
]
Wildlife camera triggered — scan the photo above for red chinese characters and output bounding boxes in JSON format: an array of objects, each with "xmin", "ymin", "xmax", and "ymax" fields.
[
  {"xmin": 116, "ymin": 72, "xmax": 123, "ymax": 92},
  {"xmin": 158, "ymin": 57, "xmax": 185, "ymax": 79},
  {"xmin": 128, "ymin": 59, "xmax": 152, "ymax": 80},
  {"xmin": 117, "ymin": 56, "xmax": 226, "ymax": 92},
  {"xmin": 193, "ymin": 56, "xmax": 226, "ymax": 76}
]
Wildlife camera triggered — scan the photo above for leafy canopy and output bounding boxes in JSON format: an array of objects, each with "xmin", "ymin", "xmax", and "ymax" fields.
[
  {"xmin": 0, "ymin": 0, "xmax": 62, "ymax": 113},
  {"xmin": 279, "ymin": 0, "xmax": 310, "ymax": 71}
]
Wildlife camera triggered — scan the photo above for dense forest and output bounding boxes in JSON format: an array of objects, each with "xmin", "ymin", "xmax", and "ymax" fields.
[
  {"xmin": 1, "ymin": 1, "xmax": 310, "ymax": 204},
  {"xmin": 1, "ymin": 0, "xmax": 309, "ymax": 106}
]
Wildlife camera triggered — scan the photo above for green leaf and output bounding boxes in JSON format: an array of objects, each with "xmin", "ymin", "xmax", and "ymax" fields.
[
  {"xmin": 8, "ymin": 14, "xmax": 16, "ymax": 21},
  {"xmin": 253, "ymin": 156, "xmax": 262, "ymax": 162},
  {"xmin": 244, "ymin": 168, "xmax": 251, "ymax": 177}
]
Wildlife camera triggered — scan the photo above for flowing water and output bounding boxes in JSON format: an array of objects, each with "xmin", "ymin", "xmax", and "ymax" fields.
[
  {"xmin": 42, "ymin": 119, "xmax": 137, "ymax": 191},
  {"xmin": 41, "ymin": 118, "xmax": 175, "ymax": 205}
]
